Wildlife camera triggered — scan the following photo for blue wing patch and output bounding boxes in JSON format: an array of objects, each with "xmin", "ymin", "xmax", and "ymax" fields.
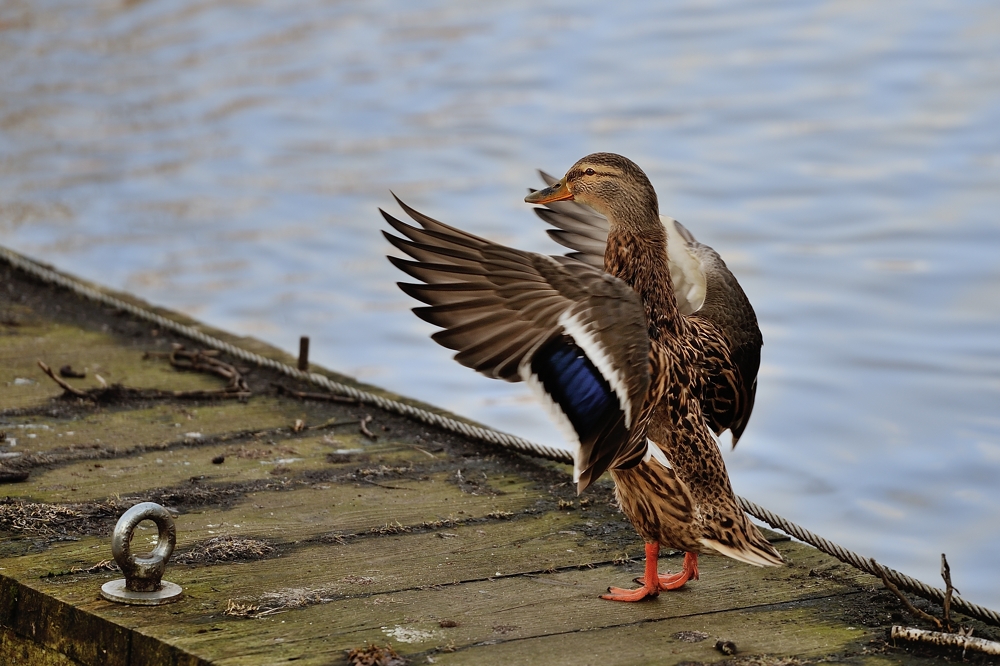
[{"xmin": 530, "ymin": 335, "xmax": 620, "ymax": 441}]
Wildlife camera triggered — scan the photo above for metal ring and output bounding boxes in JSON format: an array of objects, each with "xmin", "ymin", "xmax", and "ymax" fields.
[{"xmin": 111, "ymin": 502, "xmax": 176, "ymax": 593}]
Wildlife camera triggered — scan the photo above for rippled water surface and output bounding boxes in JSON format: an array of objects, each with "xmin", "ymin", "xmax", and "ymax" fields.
[{"xmin": 3, "ymin": 0, "xmax": 999, "ymax": 608}]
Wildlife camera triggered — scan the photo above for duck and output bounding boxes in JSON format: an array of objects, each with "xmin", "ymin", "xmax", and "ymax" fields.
[
  {"xmin": 381, "ymin": 152, "xmax": 781, "ymax": 602},
  {"xmin": 529, "ymin": 169, "xmax": 763, "ymax": 444}
]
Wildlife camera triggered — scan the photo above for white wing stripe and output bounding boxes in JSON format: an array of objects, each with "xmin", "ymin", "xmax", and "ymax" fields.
[
  {"xmin": 519, "ymin": 360, "xmax": 585, "ymax": 483},
  {"xmin": 558, "ymin": 310, "xmax": 634, "ymax": 427},
  {"xmin": 643, "ymin": 438, "xmax": 673, "ymax": 469}
]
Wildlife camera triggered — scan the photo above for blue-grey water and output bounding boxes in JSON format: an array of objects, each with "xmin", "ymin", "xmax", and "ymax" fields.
[{"xmin": 2, "ymin": 0, "xmax": 999, "ymax": 609}]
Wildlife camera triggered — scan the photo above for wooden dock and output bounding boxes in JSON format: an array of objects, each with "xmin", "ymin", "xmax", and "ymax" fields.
[{"xmin": 1, "ymin": 255, "xmax": 995, "ymax": 665}]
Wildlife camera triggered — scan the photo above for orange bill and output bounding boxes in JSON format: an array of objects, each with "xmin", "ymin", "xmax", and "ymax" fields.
[{"xmin": 524, "ymin": 178, "xmax": 573, "ymax": 204}]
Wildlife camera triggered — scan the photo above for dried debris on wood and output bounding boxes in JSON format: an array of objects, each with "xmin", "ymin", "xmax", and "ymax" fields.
[
  {"xmin": 70, "ymin": 559, "xmax": 120, "ymax": 574},
  {"xmin": 347, "ymin": 642, "xmax": 406, "ymax": 666},
  {"xmin": 0, "ymin": 497, "xmax": 120, "ymax": 535},
  {"xmin": 38, "ymin": 344, "xmax": 251, "ymax": 403},
  {"xmin": 225, "ymin": 585, "xmax": 340, "ymax": 618},
  {"xmin": 174, "ymin": 536, "xmax": 275, "ymax": 564}
]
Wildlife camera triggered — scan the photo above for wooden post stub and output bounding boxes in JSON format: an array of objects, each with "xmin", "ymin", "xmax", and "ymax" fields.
[{"xmin": 298, "ymin": 336, "xmax": 310, "ymax": 371}]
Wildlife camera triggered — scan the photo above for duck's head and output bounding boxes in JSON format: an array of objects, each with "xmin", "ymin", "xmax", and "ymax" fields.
[{"xmin": 525, "ymin": 152, "xmax": 659, "ymax": 230}]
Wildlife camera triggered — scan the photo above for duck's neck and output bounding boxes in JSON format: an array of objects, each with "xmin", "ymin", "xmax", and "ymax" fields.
[{"xmin": 604, "ymin": 223, "xmax": 680, "ymax": 339}]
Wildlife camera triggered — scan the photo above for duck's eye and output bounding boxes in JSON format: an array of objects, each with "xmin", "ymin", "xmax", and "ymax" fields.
[{"xmin": 584, "ymin": 168, "xmax": 596, "ymax": 176}]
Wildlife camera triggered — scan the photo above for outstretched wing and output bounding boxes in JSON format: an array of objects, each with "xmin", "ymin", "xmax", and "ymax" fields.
[
  {"xmin": 531, "ymin": 173, "xmax": 762, "ymax": 445},
  {"xmin": 383, "ymin": 196, "xmax": 651, "ymax": 491}
]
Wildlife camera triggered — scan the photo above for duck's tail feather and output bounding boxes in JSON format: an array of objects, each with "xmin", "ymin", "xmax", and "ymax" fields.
[{"xmin": 699, "ymin": 532, "xmax": 783, "ymax": 568}]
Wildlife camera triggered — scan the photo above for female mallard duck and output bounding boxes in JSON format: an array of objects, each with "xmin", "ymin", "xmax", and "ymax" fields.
[{"xmin": 382, "ymin": 152, "xmax": 781, "ymax": 602}]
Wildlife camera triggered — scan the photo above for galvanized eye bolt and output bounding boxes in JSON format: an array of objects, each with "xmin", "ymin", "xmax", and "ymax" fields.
[{"xmin": 100, "ymin": 502, "xmax": 183, "ymax": 605}]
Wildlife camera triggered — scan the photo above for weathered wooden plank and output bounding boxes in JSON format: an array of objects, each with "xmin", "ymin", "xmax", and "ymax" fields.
[
  {"xmin": 4, "ymin": 399, "xmax": 338, "ymax": 465},
  {"xmin": 176, "ymin": 473, "xmax": 539, "ymax": 542},
  {"xmin": 17, "ymin": 511, "xmax": 610, "ymax": 595},
  {"xmin": 10, "ymin": 582, "xmax": 131, "ymax": 666},
  {"xmin": 0, "ymin": 625, "xmax": 85, "ymax": 666},
  {"xmin": 10, "ymin": 520, "xmax": 866, "ymax": 665},
  {"xmin": 3, "ymin": 513, "xmax": 610, "ymax": 664},
  {"xmin": 21, "ymin": 430, "xmax": 428, "ymax": 504},
  {"xmin": 428, "ymin": 595, "xmax": 874, "ymax": 666},
  {"xmin": 0, "ymin": 265, "xmax": 454, "ymax": 420},
  {"xmin": 1, "ymin": 576, "xmax": 209, "ymax": 666},
  {"xmin": 0, "ymin": 320, "xmax": 220, "ymax": 412},
  {"xmin": 162, "ymin": 540, "xmax": 873, "ymax": 664},
  {"xmin": 3, "ymin": 470, "xmax": 551, "ymax": 584},
  {"xmin": 130, "ymin": 631, "xmax": 209, "ymax": 666},
  {"xmin": 4, "ymin": 258, "xmax": 981, "ymax": 666}
]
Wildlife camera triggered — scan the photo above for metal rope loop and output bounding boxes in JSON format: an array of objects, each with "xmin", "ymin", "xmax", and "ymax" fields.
[{"xmin": 111, "ymin": 502, "xmax": 177, "ymax": 593}]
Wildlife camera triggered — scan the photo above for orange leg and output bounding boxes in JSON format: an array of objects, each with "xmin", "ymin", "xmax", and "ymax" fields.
[
  {"xmin": 634, "ymin": 551, "xmax": 699, "ymax": 590},
  {"xmin": 601, "ymin": 542, "xmax": 662, "ymax": 602}
]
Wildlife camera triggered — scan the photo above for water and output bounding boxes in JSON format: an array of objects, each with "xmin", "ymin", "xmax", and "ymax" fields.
[{"xmin": 2, "ymin": 0, "xmax": 999, "ymax": 609}]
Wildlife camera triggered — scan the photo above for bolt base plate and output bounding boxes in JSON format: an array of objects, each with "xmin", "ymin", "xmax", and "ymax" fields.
[{"xmin": 100, "ymin": 579, "xmax": 183, "ymax": 606}]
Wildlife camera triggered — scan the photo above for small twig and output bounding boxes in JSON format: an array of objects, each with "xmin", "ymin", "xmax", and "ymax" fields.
[
  {"xmin": 408, "ymin": 444, "xmax": 437, "ymax": 459},
  {"xmin": 37, "ymin": 361, "xmax": 88, "ymax": 397},
  {"xmin": 361, "ymin": 478, "xmax": 407, "ymax": 490},
  {"xmin": 272, "ymin": 383, "xmax": 358, "ymax": 404},
  {"xmin": 309, "ymin": 418, "xmax": 358, "ymax": 431},
  {"xmin": 69, "ymin": 559, "xmax": 119, "ymax": 574},
  {"xmin": 941, "ymin": 553, "xmax": 959, "ymax": 632},
  {"xmin": 875, "ymin": 559, "xmax": 943, "ymax": 630},
  {"xmin": 169, "ymin": 388, "xmax": 249, "ymax": 399},
  {"xmin": 359, "ymin": 415, "xmax": 377, "ymax": 441},
  {"xmin": 891, "ymin": 626, "xmax": 998, "ymax": 655},
  {"xmin": 224, "ymin": 599, "xmax": 261, "ymax": 618},
  {"xmin": 170, "ymin": 346, "xmax": 249, "ymax": 393}
]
